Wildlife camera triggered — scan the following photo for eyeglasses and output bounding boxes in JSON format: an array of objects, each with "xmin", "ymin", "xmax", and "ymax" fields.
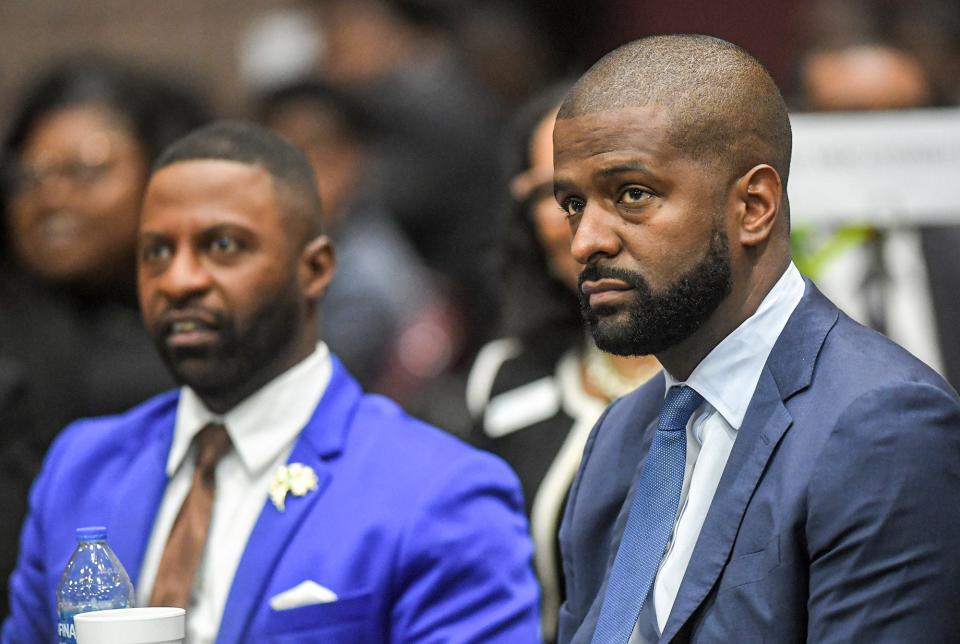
[{"xmin": 9, "ymin": 158, "xmax": 116, "ymax": 194}]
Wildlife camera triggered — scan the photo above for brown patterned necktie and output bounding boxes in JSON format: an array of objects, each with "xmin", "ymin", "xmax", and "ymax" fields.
[{"xmin": 149, "ymin": 422, "xmax": 232, "ymax": 608}]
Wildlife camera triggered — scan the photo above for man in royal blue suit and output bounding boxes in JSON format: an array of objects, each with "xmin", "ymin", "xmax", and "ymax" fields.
[
  {"xmin": 553, "ymin": 35, "xmax": 960, "ymax": 643},
  {"xmin": 4, "ymin": 122, "xmax": 539, "ymax": 643}
]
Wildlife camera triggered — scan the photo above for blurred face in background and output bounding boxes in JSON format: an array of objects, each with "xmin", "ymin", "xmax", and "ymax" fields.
[
  {"xmin": 313, "ymin": 0, "xmax": 416, "ymax": 85},
  {"xmin": 7, "ymin": 103, "xmax": 148, "ymax": 288},
  {"xmin": 511, "ymin": 108, "xmax": 580, "ymax": 292},
  {"xmin": 264, "ymin": 99, "xmax": 362, "ymax": 228},
  {"xmin": 801, "ymin": 44, "xmax": 932, "ymax": 111}
]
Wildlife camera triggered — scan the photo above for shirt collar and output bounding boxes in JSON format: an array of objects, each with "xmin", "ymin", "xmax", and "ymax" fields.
[
  {"xmin": 168, "ymin": 342, "xmax": 333, "ymax": 477},
  {"xmin": 663, "ymin": 263, "xmax": 805, "ymax": 432}
]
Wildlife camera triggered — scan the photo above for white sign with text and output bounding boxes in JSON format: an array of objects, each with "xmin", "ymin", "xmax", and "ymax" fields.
[{"xmin": 788, "ymin": 108, "xmax": 960, "ymax": 226}]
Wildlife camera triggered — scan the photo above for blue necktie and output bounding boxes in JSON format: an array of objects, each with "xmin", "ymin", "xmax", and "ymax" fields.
[{"xmin": 592, "ymin": 385, "xmax": 704, "ymax": 644}]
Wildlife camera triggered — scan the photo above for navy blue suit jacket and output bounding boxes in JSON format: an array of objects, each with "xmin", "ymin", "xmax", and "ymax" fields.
[
  {"xmin": 558, "ymin": 282, "xmax": 960, "ymax": 642},
  {"xmin": 4, "ymin": 358, "xmax": 540, "ymax": 643}
]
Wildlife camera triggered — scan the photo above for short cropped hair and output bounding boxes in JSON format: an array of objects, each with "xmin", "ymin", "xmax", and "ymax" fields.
[
  {"xmin": 559, "ymin": 35, "xmax": 792, "ymax": 188},
  {"xmin": 153, "ymin": 120, "xmax": 323, "ymax": 244}
]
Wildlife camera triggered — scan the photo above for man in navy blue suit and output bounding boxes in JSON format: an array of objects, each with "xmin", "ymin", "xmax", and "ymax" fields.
[
  {"xmin": 4, "ymin": 121, "xmax": 539, "ymax": 643},
  {"xmin": 553, "ymin": 35, "xmax": 960, "ymax": 643}
]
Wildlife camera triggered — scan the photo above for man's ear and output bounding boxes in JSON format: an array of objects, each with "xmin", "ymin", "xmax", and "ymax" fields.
[
  {"xmin": 299, "ymin": 235, "xmax": 336, "ymax": 301},
  {"xmin": 735, "ymin": 164, "xmax": 783, "ymax": 247}
]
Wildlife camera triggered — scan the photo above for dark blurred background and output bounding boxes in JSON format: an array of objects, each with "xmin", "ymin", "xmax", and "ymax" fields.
[{"xmin": 0, "ymin": 0, "xmax": 817, "ymax": 130}]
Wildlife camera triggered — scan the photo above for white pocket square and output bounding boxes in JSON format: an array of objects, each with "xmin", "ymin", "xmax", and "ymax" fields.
[{"xmin": 269, "ymin": 580, "xmax": 339, "ymax": 611}]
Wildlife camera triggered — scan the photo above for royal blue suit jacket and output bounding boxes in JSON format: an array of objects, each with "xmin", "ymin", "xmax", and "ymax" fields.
[
  {"xmin": 559, "ymin": 282, "xmax": 960, "ymax": 643},
  {"xmin": 4, "ymin": 359, "xmax": 540, "ymax": 643}
]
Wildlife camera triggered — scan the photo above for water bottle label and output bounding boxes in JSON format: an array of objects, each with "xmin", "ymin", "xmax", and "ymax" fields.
[{"xmin": 57, "ymin": 615, "xmax": 77, "ymax": 644}]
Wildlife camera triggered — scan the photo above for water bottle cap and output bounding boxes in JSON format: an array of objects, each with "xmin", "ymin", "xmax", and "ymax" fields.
[{"xmin": 76, "ymin": 526, "xmax": 108, "ymax": 541}]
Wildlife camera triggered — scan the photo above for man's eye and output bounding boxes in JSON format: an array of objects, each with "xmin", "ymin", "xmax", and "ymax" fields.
[
  {"xmin": 620, "ymin": 187, "xmax": 653, "ymax": 204},
  {"xmin": 142, "ymin": 244, "xmax": 172, "ymax": 263},
  {"xmin": 560, "ymin": 197, "xmax": 585, "ymax": 217},
  {"xmin": 210, "ymin": 237, "xmax": 241, "ymax": 254}
]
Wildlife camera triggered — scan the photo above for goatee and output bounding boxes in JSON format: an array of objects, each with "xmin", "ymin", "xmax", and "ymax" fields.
[{"xmin": 578, "ymin": 226, "xmax": 733, "ymax": 356}]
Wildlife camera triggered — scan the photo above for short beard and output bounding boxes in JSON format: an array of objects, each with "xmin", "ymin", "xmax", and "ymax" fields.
[
  {"xmin": 578, "ymin": 225, "xmax": 732, "ymax": 356},
  {"xmin": 155, "ymin": 287, "xmax": 304, "ymax": 403}
]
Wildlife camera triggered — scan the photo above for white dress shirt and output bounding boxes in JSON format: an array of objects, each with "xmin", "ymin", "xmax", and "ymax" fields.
[
  {"xmin": 137, "ymin": 343, "xmax": 332, "ymax": 644},
  {"xmin": 630, "ymin": 263, "xmax": 805, "ymax": 643}
]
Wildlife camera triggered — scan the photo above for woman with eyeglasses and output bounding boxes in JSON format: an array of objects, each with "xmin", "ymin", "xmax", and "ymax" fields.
[{"xmin": 0, "ymin": 59, "xmax": 207, "ymax": 617}]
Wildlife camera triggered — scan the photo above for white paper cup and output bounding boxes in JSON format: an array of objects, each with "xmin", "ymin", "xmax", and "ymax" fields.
[{"xmin": 73, "ymin": 607, "xmax": 185, "ymax": 644}]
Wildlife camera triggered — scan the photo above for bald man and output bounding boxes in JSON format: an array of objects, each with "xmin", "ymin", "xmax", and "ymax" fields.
[{"xmin": 553, "ymin": 35, "xmax": 960, "ymax": 643}]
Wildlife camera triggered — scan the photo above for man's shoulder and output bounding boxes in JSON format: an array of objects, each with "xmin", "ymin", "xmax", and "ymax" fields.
[
  {"xmin": 813, "ymin": 308, "xmax": 958, "ymax": 401},
  {"xmin": 48, "ymin": 389, "xmax": 180, "ymax": 466},
  {"xmin": 776, "ymin": 283, "xmax": 956, "ymax": 403},
  {"xmin": 58, "ymin": 388, "xmax": 180, "ymax": 435},
  {"xmin": 22, "ymin": 390, "xmax": 180, "ymax": 553},
  {"xmin": 771, "ymin": 297, "xmax": 960, "ymax": 474},
  {"xmin": 345, "ymin": 391, "xmax": 522, "ymax": 490}
]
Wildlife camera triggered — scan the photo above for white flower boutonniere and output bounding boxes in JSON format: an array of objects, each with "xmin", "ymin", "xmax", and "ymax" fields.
[{"xmin": 269, "ymin": 463, "xmax": 319, "ymax": 511}]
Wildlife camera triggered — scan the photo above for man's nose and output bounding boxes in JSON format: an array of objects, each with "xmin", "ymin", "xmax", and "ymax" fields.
[
  {"xmin": 570, "ymin": 203, "xmax": 621, "ymax": 266},
  {"xmin": 156, "ymin": 250, "xmax": 213, "ymax": 303}
]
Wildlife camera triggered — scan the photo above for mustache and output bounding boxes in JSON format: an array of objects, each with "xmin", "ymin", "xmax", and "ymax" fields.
[
  {"xmin": 154, "ymin": 305, "xmax": 225, "ymax": 336},
  {"xmin": 578, "ymin": 264, "xmax": 649, "ymax": 291}
]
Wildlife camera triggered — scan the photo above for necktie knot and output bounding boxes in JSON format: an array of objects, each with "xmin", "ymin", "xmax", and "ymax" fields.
[
  {"xmin": 658, "ymin": 386, "xmax": 704, "ymax": 433},
  {"xmin": 195, "ymin": 423, "xmax": 231, "ymax": 482}
]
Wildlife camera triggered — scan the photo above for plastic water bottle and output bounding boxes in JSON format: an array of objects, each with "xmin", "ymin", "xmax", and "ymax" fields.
[{"xmin": 56, "ymin": 526, "xmax": 135, "ymax": 644}]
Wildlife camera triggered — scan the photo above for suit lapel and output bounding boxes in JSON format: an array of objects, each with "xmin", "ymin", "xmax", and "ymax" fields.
[
  {"xmin": 659, "ymin": 369, "xmax": 790, "ymax": 641},
  {"xmin": 577, "ymin": 412, "xmax": 660, "ymax": 641},
  {"xmin": 109, "ymin": 394, "xmax": 179, "ymax": 588},
  {"xmin": 216, "ymin": 446, "xmax": 332, "ymax": 644},
  {"xmin": 217, "ymin": 360, "xmax": 361, "ymax": 644},
  {"xmin": 660, "ymin": 281, "xmax": 839, "ymax": 642}
]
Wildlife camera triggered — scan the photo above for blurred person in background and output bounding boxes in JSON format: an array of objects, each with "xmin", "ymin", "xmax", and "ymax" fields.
[
  {"xmin": 466, "ymin": 86, "xmax": 660, "ymax": 642},
  {"xmin": 0, "ymin": 360, "xmax": 32, "ymax": 621},
  {"xmin": 796, "ymin": 0, "xmax": 960, "ymax": 106},
  {"xmin": 257, "ymin": 80, "xmax": 461, "ymax": 402},
  {"xmin": 0, "ymin": 58, "xmax": 207, "ymax": 615},
  {"xmin": 303, "ymin": 0, "xmax": 525, "ymax": 353},
  {"xmin": 791, "ymin": 0, "xmax": 960, "ymax": 390},
  {"xmin": 0, "ymin": 58, "xmax": 208, "ymax": 444},
  {"xmin": 444, "ymin": 1, "xmax": 560, "ymax": 114}
]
